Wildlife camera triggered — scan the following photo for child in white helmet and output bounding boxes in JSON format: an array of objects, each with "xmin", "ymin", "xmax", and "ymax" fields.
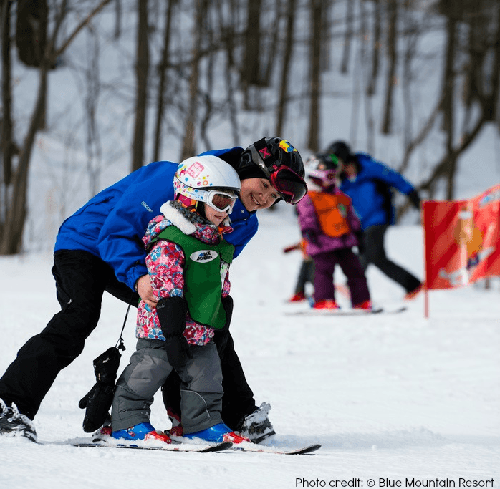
[{"xmin": 111, "ymin": 155, "xmax": 248, "ymax": 445}]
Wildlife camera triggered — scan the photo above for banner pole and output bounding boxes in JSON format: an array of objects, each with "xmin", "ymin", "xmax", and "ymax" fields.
[{"xmin": 422, "ymin": 201, "xmax": 429, "ymax": 319}]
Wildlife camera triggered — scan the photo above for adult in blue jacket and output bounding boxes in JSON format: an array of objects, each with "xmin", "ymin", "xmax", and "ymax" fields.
[
  {"xmin": 327, "ymin": 141, "xmax": 422, "ymax": 299},
  {"xmin": 0, "ymin": 137, "xmax": 307, "ymax": 442}
]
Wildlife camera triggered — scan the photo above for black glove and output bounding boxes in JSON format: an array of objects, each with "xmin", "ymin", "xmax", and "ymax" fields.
[
  {"xmin": 408, "ymin": 189, "xmax": 421, "ymax": 210},
  {"xmin": 213, "ymin": 295, "xmax": 234, "ymax": 355},
  {"xmin": 79, "ymin": 382, "xmax": 116, "ymax": 432},
  {"xmin": 79, "ymin": 346, "xmax": 121, "ymax": 433},
  {"xmin": 303, "ymin": 230, "xmax": 318, "ymax": 245},
  {"xmin": 355, "ymin": 231, "xmax": 365, "ymax": 255},
  {"xmin": 157, "ymin": 296, "xmax": 193, "ymax": 369}
]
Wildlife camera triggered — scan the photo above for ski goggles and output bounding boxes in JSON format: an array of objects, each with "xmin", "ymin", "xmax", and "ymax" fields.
[
  {"xmin": 249, "ymin": 146, "xmax": 307, "ymax": 204},
  {"xmin": 268, "ymin": 167, "xmax": 308, "ymax": 204},
  {"xmin": 204, "ymin": 190, "xmax": 238, "ymax": 213}
]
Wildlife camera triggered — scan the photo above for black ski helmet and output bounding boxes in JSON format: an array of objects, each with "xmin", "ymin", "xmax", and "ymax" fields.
[
  {"xmin": 239, "ymin": 137, "xmax": 307, "ymax": 204},
  {"xmin": 244, "ymin": 137, "xmax": 305, "ymax": 178},
  {"xmin": 327, "ymin": 140, "xmax": 352, "ymax": 163}
]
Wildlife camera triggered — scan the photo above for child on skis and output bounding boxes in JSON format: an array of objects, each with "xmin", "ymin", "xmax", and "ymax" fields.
[
  {"xmin": 296, "ymin": 154, "xmax": 371, "ymax": 310},
  {"xmin": 110, "ymin": 155, "xmax": 248, "ymax": 445}
]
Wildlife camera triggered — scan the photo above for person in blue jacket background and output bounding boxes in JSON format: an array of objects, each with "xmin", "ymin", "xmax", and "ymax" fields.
[
  {"xmin": 326, "ymin": 141, "xmax": 423, "ymax": 300},
  {"xmin": 0, "ymin": 137, "xmax": 307, "ymax": 443}
]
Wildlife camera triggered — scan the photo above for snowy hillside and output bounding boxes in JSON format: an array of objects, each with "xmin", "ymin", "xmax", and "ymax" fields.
[{"xmin": 1, "ymin": 205, "xmax": 498, "ymax": 489}]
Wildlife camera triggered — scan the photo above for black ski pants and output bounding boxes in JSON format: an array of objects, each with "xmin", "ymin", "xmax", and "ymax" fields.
[
  {"xmin": 359, "ymin": 224, "xmax": 421, "ymax": 293},
  {"xmin": 0, "ymin": 249, "xmax": 256, "ymax": 425},
  {"xmin": 0, "ymin": 250, "xmax": 139, "ymax": 419},
  {"xmin": 293, "ymin": 258, "xmax": 314, "ymax": 296}
]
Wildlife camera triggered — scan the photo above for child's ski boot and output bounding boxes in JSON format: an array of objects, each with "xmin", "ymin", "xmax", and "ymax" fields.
[
  {"xmin": 185, "ymin": 423, "xmax": 248, "ymax": 444},
  {"xmin": 112, "ymin": 422, "xmax": 171, "ymax": 443},
  {"xmin": 313, "ymin": 299, "xmax": 339, "ymax": 310}
]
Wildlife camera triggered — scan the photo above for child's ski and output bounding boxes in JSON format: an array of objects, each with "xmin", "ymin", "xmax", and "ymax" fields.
[
  {"xmin": 284, "ymin": 305, "xmax": 407, "ymax": 316},
  {"xmin": 67, "ymin": 439, "xmax": 232, "ymax": 453},
  {"xmin": 231, "ymin": 442, "xmax": 321, "ymax": 455}
]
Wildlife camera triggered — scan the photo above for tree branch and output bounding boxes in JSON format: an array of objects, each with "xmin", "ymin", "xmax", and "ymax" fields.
[{"xmin": 54, "ymin": 0, "xmax": 113, "ymax": 60}]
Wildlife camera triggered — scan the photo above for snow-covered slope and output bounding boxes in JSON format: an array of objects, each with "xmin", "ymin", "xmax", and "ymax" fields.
[{"xmin": 1, "ymin": 205, "xmax": 498, "ymax": 489}]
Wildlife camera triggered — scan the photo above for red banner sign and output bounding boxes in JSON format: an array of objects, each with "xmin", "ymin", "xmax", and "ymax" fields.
[{"xmin": 423, "ymin": 184, "xmax": 500, "ymax": 289}]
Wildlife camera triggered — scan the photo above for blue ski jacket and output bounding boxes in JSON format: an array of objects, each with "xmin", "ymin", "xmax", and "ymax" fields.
[
  {"xmin": 339, "ymin": 153, "xmax": 416, "ymax": 230},
  {"xmin": 54, "ymin": 148, "xmax": 259, "ymax": 291}
]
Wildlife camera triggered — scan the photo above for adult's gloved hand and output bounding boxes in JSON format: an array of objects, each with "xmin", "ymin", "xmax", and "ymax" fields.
[
  {"xmin": 213, "ymin": 295, "xmax": 234, "ymax": 356},
  {"xmin": 157, "ymin": 296, "xmax": 192, "ymax": 369},
  {"xmin": 408, "ymin": 189, "xmax": 421, "ymax": 210},
  {"xmin": 303, "ymin": 230, "xmax": 319, "ymax": 245},
  {"xmin": 79, "ymin": 346, "xmax": 121, "ymax": 433}
]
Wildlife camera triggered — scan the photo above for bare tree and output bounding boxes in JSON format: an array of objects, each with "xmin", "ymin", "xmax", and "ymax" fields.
[
  {"xmin": 242, "ymin": 0, "xmax": 262, "ymax": 108},
  {"xmin": 398, "ymin": 0, "xmax": 500, "ymax": 215},
  {"xmin": 181, "ymin": 0, "xmax": 208, "ymax": 160},
  {"xmin": 152, "ymin": 0, "xmax": 177, "ymax": 162},
  {"xmin": 131, "ymin": 0, "xmax": 149, "ymax": 172},
  {"xmin": 366, "ymin": 0, "xmax": 381, "ymax": 97},
  {"xmin": 307, "ymin": 0, "xmax": 325, "ymax": 152},
  {"xmin": 340, "ymin": 0, "xmax": 354, "ymax": 74},
  {"xmin": 84, "ymin": 24, "xmax": 101, "ymax": 198},
  {"xmin": 1, "ymin": 0, "xmax": 15, "ymax": 189},
  {"xmin": 114, "ymin": 0, "xmax": 122, "ymax": 39},
  {"xmin": 381, "ymin": 0, "xmax": 398, "ymax": 135},
  {"xmin": 275, "ymin": 0, "xmax": 297, "ymax": 136},
  {"xmin": 218, "ymin": 0, "xmax": 240, "ymax": 145},
  {"xmin": 0, "ymin": 0, "xmax": 113, "ymax": 255}
]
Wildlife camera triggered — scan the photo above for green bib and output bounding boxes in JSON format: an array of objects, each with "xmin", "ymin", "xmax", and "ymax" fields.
[{"xmin": 154, "ymin": 226, "xmax": 234, "ymax": 330}]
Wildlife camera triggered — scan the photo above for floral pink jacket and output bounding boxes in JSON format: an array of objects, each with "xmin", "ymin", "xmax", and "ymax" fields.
[{"xmin": 136, "ymin": 201, "xmax": 232, "ymax": 346}]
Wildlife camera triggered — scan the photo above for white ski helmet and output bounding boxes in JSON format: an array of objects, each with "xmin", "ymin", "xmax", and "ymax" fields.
[{"xmin": 174, "ymin": 155, "xmax": 241, "ymax": 213}]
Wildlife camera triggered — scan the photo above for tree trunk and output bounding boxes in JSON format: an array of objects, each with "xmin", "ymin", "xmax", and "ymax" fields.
[
  {"xmin": 366, "ymin": 0, "xmax": 381, "ymax": 97},
  {"xmin": 200, "ymin": 9, "xmax": 215, "ymax": 150},
  {"xmin": 275, "ymin": 0, "xmax": 297, "ymax": 137},
  {"xmin": 181, "ymin": 0, "xmax": 206, "ymax": 160},
  {"xmin": 0, "ymin": 54, "xmax": 50, "ymax": 254},
  {"xmin": 217, "ymin": 0, "xmax": 240, "ymax": 145},
  {"xmin": 242, "ymin": 0, "xmax": 262, "ymax": 108},
  {"xmin": 115, "ymin": 0, "xmax": 122, "ymax": 40},
  {"xmin": 152, "ymin": 0, "xmax": 176, "ymax": 162},
  {"xmin": 307, "ymin": 0, "xmax": 323, "ymax": 152},
  {"xmin": 340, "ymin": 0, "xmax": 354, "ymax": 74},
  {"xmin": 381, "ymin": 0, "xmax": 397, "ymax": 135},
  {"xmin": 131, "ymin": 0, "xmax": 149, "ymax": 172},
  {"xmin": 260, "ymin": 0, "xmax": 281, "ymax": 88},
  {"xmin": 1, "ymin": 0, "xmax": 13, "ymax": 187}
]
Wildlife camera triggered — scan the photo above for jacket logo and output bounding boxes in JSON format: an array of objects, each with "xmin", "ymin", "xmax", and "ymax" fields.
[
  {"xmin": 141, "ymin": 201, "xmax": 154, "ymax": 213},
  {"xmin": 190, "ymin": 250, "xmax": 218, "ymax": 263}
]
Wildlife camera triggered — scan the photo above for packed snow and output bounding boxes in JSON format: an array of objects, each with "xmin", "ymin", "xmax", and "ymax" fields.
[{"xmin": 1, "ymin": 205, "xmax": 498, "ymax": 489}]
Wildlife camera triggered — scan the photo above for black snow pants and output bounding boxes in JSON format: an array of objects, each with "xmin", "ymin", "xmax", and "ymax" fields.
[
  {"xmin": 359, "ymin": 225, "xmax": 421, "ymax": 294},
  {"xmin": 0, "ymin": 250, "xmax": 139, "ymax": 419},
  {"xmin": 0, "ymin": 249, "xmax": 257, "ymax": 426}
]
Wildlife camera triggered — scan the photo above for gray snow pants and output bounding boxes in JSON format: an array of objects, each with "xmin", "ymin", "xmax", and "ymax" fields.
[{"xmin": 111, "ymin": 338, "xmax": 223, "ymax": 434}]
